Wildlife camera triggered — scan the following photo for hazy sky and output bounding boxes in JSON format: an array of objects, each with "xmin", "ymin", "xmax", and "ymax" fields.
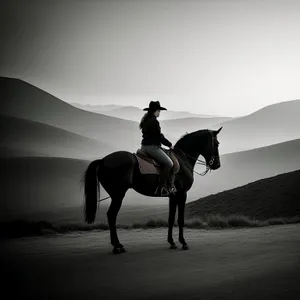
[{"xmin": 1, "ymin": 0, "xmax": 300, "ymax": 116}]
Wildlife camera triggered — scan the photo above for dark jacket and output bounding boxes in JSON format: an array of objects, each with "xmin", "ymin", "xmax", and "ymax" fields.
[{"xmin": 141, "ymin": 114, "xmax": 172, "ymax": 147}]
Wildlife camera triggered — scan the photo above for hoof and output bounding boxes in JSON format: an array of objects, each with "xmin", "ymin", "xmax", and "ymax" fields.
[
  {"xmin": 119, "ymin": 247, "xmax": 126, "ymax": 253},
  {"xmin": 113, "ymin": 244, "xmax": 126, "ymax": 254},
  {"xmin": 113, "ymin": 248, "xmax": 121, "ymax": 254},
  {"xmin": 169, "ymin": 244, "xmax": 177, "ymax": 250},
  {"xmin": 182, "ymin": 245, "xmax": 189, "ymax": 250}
]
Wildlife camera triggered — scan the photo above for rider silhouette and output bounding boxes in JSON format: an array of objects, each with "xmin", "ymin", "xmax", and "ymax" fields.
[{"xmin": 139, "ymin": 101, "xmax": 176, "ymax": 196}]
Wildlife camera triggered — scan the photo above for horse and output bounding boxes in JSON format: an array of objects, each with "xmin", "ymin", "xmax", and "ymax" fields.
[{"xmin": 81, "ymin": 127, "xmax": 222, "ymax": 254}]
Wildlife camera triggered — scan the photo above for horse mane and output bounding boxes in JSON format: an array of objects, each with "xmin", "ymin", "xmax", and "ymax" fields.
[{"xmin": 175, "ymin": 129, "xmax": 209, "ymax": 148}]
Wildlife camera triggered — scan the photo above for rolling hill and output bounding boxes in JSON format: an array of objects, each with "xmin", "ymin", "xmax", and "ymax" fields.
[
  {"xmin": 188, "ymin": 138, "xmax": 300, "ymax": 200},
  {"xmin": 2, "ymin": 77, "xmax": 299, "ymax": 155},
  {"xmin": 213, "ymin": 99, "xmax": 300, "ymax": 153},
  {"xmin": 0, "ymin": 114, "xmax": 114, "ymax": 160},
  {"xmin": 186, "ymin": 169, "xmax": 300, "ymax": 220},
  {"xmin": 1, "ymin": 138, "xmax": 299, "ymax": 222},
  {"xmin": 71, "ymin": 99, "xmax": 300, "ymax": 155},
  {"xmin": 0, "ymin": 77, "xmax": 142, "ymax": 152}
]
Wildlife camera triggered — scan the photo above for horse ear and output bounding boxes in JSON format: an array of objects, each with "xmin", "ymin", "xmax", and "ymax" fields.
[{"xmin": 215, "ymin": 126, "xmax": 223, "ymax": 135}]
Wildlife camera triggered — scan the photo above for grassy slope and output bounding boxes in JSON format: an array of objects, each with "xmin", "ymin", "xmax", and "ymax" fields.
[
  {"xmin": 1, "ymin": 169, "xmax": 300, "ymax": 238},
  {"xmin": 187, "ymin": 169, "xmax": 300, "ymax": 220}
]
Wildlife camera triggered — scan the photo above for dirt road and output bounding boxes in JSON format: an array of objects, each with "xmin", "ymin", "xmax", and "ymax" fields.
[{"xmin": 1, "ymin": 224, "xmax": 300, "ymax": 299}]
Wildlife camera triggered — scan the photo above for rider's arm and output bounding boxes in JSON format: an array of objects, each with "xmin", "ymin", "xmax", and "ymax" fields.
[{"xmin": 160, "ymin": 133, "xmax": 172, "ymax": 148}]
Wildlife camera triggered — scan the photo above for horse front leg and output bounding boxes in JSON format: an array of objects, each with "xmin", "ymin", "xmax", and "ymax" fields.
[
  {"xmin": 177, "ymin": 191, "xmax": 189, "ymax": 250},
  {"xmin": 167, "ymin": 195, "xmax": 177, "ymax": 249}
]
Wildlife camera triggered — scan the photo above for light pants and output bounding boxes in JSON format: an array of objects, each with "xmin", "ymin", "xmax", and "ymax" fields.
[{"xmin": 141, "ymin": 145, "xmax": 174, "ymax": 186}]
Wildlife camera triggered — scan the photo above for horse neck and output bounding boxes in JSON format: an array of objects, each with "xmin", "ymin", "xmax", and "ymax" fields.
[{"xmin": 175, "ymin": 133, "xmax": 208, "ymax": 169}]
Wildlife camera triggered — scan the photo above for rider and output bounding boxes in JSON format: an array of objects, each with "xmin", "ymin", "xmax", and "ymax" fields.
[{"xmin": 139, "ymin": 101, "xmax": 176, "ymax": 196}]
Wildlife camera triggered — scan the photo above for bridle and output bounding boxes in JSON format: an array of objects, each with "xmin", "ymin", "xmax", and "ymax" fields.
[
  {"xmin": 207, "ymin": 130, "xmax": 219, "ymax": 167},
  {"xmin": 173, "ymin": 130, "xmax": 218, "ymax": 176}
]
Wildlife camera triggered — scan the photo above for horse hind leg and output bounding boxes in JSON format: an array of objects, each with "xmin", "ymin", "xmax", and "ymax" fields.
[{"xmin": 107, "ymin": 190, "xmax": 127, "ymax": 254}]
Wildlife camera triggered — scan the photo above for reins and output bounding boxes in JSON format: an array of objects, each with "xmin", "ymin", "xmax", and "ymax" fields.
[{"xmin": 172, "ymin": 147, "xmax": 211, "ymax": 176}]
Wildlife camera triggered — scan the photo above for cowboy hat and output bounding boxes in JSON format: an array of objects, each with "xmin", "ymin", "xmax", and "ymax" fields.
[{"xmin": 143, "ymin": 101, "xmax": 167, "ymax": 111}]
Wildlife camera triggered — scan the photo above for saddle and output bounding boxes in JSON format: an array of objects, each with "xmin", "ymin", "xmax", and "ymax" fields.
[{"xmin": 134, "ymin": 148, "xmax": 180, "ymax": 175}]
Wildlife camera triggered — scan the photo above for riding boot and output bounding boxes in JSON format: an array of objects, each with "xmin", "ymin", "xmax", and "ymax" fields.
[
  {"xmin": 155, "ymin": 166, "xmax": 170, "ymax": 196},
  {"xmin": 167, "ymin": 172, "xmax": 177, "ymax": 194}
]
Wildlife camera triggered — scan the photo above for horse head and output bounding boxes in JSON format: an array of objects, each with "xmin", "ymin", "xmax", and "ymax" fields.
[{"xmin": 174, "ymin": 126, "xmax": 223, "ymax": 171}]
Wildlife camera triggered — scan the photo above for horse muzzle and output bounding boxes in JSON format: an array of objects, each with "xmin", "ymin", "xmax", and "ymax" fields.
[{"xmin": 208, "ymin": 156, "xmax": 221, "ymax": 170}]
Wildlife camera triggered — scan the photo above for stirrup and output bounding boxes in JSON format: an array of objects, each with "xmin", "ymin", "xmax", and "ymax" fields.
[
  {"xmin": 155, "ymin": 185, "xmax": 169, "ymax": 196},
  {"xmin": 161, "ymin": 186, "xmax": 169, "ymax": 196}
]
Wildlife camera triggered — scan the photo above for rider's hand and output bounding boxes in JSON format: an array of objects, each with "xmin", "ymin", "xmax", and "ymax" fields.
[{"xmin": 170, "ymin": 145, "xmax": 174, "ymax": 150}]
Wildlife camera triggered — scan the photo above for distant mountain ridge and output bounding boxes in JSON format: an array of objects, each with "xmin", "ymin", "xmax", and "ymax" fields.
[
  {"xmin": 69, "ymin": 102, "xmax": 225, "ymax": 121},
  {"xmin": 70, "ymin": 103, "xmax": 123, "ymax": 112}
]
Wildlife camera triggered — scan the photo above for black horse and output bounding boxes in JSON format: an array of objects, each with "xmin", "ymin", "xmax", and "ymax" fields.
[{"xmin": 82, "ymin": 127, "xmax": 222, "ymax": 253}]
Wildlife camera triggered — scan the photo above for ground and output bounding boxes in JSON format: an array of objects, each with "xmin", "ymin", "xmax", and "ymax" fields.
[{"xmin": 1, "ymin": 224, "xmax": 300, "ymax": 300}]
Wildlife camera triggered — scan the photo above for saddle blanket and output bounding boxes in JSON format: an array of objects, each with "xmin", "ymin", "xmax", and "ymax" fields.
[{"xmin": 134, "ymin": 149, "xmax": 180, "ymax": 175}]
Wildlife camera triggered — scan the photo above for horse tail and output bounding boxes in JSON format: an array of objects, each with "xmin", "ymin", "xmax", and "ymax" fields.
[{"xmin": 81, "ymin": 159, "xmax": 103, "ymax": 224}]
